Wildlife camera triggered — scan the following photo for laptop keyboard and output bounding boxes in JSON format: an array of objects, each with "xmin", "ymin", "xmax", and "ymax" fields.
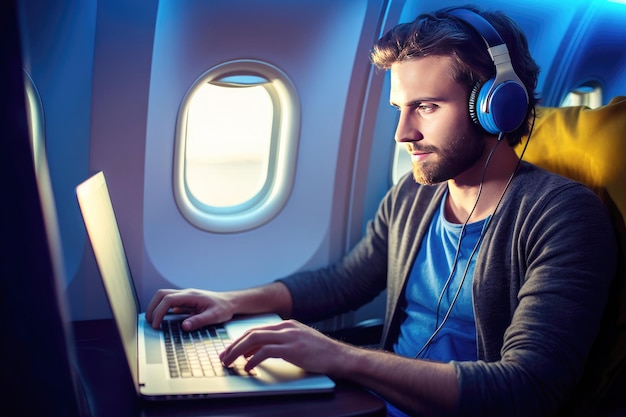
[{"xmin": 162, "ymin": 320, "xmax": 253, "ymax": 378}]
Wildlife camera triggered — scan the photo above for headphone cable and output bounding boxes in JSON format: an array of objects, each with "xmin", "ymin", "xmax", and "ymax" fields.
[{"xmin": 415, "ymin": 111, "xmax": 536, "ymax": 359}]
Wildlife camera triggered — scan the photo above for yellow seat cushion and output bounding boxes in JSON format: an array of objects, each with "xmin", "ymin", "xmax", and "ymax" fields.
[
  {"xmin": 519, "ymin": 97, "xmax": 626, "ymax": 413},
  {"xmin": 516, "ymin": 96, "xmax": 626, "ymax": 225}
]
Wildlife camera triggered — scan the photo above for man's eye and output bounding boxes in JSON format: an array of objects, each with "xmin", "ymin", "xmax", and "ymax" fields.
[{"xmin": 417, "ymin": 104, "xmax": 437, "ymax": 113}]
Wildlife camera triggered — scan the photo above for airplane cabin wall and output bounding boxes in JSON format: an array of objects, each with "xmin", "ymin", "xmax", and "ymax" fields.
[
  {"xmin": 141, "ymin": 0, "xmax": 387, "ymax": 315},
  {"xmin": 20, "ymin": 0, "xmax": 397, "ymax": 323},
  {"xmin": 541, "ymin": 0, "xmax": 626, "ymax": 105},
  {"xmin": 78, "ymin": 0, "xmax": 159, "ymax": 318}
]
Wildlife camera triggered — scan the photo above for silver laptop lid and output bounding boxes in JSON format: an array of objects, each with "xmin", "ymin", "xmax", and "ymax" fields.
[{"xmin": 76, "ymin": 171, "xmax": 140, "ymax": 391}]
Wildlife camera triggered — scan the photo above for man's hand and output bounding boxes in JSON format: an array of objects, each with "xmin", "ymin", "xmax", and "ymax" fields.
[
  {"xmin": 219, "ymin": 318, "xmax": 459, "ymax": 416},
  {"xmin": 145, "ymin": 288, "xmax": 236, "ymax": 331},
  {"xmin": 219, "ymin": 319, "xmax": 351, "ymax": 376},
  {"xmin": 146, "ymin": 282, "xmax": 294, "ymax": 331}
]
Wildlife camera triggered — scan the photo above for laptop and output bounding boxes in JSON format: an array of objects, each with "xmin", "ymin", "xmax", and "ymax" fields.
[{"xmin": 75, "ymin": 171, "xmax": 335, "ymax": 400}]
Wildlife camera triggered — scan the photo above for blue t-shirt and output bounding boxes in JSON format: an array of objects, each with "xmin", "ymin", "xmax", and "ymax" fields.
[
  {"xmin": 387, "ymin": 193, "xmax": 488, "ymax": 416},
  {"xmin": 394, "ymin": 193, "xmax": 488, "ymax": 361}
]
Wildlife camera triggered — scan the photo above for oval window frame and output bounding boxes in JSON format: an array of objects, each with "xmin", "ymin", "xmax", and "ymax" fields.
[{"xmin": 173, "ymin": 60, "xmax": 300, "ymax": 233}]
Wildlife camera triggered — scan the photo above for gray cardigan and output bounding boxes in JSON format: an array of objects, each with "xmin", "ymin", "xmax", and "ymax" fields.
[{"xmin": 279, "ymin": 162, "xmax": 617, "ymax": 416}]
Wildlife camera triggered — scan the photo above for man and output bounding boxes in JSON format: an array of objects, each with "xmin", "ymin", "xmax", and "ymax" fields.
[{"xmin": 146, "ymin": 6, "xmax": 617, "ymax": 416}]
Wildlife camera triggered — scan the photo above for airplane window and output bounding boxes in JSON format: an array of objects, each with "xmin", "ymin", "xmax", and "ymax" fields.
[
  {"xmin": 391, "ymin": 143, "xmax": 412, "ymax": 185},
  {"xmin": 185, "ymin": 80, "xmax": 272, "ymax": 207},
  {"xmin": 174, "ymin": 60, "xmax": 300, "ymax": 233},
  {"xmin": 561, "ymin": 83, "xmax": 603, "ymax": 109}
]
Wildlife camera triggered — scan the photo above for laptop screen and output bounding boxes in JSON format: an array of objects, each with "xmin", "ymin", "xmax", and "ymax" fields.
[{"xmin": 76, "ymin": 171, "xmax": 140, "ymax": 389}]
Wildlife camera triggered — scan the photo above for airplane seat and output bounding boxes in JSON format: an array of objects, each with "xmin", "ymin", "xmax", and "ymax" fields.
[
  {"xmin": 515, "ymin": 96, "xmax": 626, "ymax": 416},
  {"xmin": 22, "ymin": 68, "xmax": 94, "ymax": 417},
  {"xmin": 324, "ymin": 317, "xmax": 384, "ymax": 348}
]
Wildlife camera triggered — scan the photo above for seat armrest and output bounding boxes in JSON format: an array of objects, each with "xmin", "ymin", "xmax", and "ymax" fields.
[{"xmin": 324, "ymin": 318, "xmax": 384, "ymax": 348}]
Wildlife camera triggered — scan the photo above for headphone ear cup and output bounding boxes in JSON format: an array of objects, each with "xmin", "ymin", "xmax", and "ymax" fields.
[
  {"xmin": 468, "ymin": 81, "xmax": 483, "ymax": 129},
  {"xmin": 473, "ymin": 78, "xmax": 529, "ymax": 135},
  {"xmin": 475, "ymin": 79, "xmax": 499, "ymax": 134}
]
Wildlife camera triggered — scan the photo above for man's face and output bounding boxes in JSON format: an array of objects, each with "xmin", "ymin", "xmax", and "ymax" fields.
[{"xmin": 390, "ymin": 56, "xmax": 485, "ymax": 185}]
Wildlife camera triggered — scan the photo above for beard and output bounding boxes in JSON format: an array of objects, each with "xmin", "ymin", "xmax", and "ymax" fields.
[{"xmin": 411, "ymin": 129, "xmax": 485, "ymax": 185}]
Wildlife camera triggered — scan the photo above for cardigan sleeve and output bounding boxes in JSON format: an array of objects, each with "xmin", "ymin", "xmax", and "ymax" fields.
[
  {"xmin": 276, "ymin": 186, "xmax": 393, "ymax": 322},
  {"xmin": 453, "ymin": 167, "xmax": 617, "ymax": 417}
]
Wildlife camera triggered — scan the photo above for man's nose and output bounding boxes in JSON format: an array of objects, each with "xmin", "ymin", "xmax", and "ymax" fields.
[{"xmin": 394, "ymin": 111, "xmax": 422, "ymax": 143}]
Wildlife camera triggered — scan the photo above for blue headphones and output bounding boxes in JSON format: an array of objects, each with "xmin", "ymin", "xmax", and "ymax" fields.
[{"xmin": 449, "ymin": 9, "xmax": 529, "ymax": 135}]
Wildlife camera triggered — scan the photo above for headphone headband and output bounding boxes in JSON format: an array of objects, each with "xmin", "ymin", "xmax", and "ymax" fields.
[
  {"xmin": 449, "ymin": 8, "xmax": 504, "ymax": 48},
  {"xmin": 447, "ymin": 8, "xmax": 529, "ymax": 134}
]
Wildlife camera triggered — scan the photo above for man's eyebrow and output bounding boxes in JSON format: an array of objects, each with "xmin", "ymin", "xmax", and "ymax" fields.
[{"xmin": 389, "ymin": 97, "xmax": 444, "ymax": 107}]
